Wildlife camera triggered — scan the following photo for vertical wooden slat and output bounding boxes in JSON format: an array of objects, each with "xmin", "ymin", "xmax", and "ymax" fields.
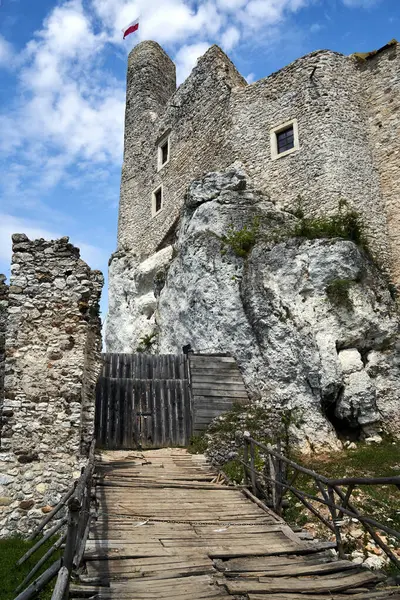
[{"xmin": 155, "ymin": 380, "xmax": 162, "ymax": 448}]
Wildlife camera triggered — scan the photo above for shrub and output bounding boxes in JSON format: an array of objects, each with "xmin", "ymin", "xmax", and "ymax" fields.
[
  {"xmin": 294, "ymin": 209, "xmax": 364, "ymax": 246},
  {"xmin": 221, "ymin": 216, "xmax": 260, "ymax": 258},
  {"xmin": 136, "ymin": 332, "xmax": 157, "ymax": 353}
]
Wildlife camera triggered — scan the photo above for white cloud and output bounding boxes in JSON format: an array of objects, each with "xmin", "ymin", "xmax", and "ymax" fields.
[
  {"xmin": 310, "ymin": 22, "xmax": 322, "ymax": 33},
  {"xmin": 0, "ymin": 213, "xmax": 106, "ymax": 271},
  {"xmin": 0, "ymin": 35, "xmax": 15, "ymax": 68},
  {"xmin": 174, "ymin": 42, "xmax": 212, "ymax": 83},
  {"xmin": 221, "ymin": 26, "xmax": 241, "ymax": 51},
  {"xmin": 246, "ymin": 72, "xmax": 256, "ymax": 84}
]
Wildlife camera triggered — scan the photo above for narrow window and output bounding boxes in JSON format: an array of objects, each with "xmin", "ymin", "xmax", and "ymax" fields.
[
  {"xmin": 157, "ymin": 134, "xmax": 170, "ymax": 170},
  {"xmin": 161, "ymin": 140, "xmax": 169, "ymax": 165},
  {"xmin": 155, "ymin": 188, "xmax": 162, "ymax": 212},
  {"xmin": 277, "ymin": 125, "xmax": 294, "ymax": 154},
  {"xmin": 152, "ymin": 185, "xmax": 163, "ymax": 216},
  {"xmin": 270, "ymin": 119, "xmax": 299, "ymax": 160}
]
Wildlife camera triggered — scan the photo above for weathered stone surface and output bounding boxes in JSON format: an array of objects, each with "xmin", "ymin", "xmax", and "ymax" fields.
[
  {"xmin": 0, "ymin": 235, "xmax": 103, "ymax": 537},
  {"xmin": 107, "ymin": 167, "xmax": 400, "ymax": 450},
  {"xmin": 0, "ymin": 274, "xmax": 8, "ymax": 416}
]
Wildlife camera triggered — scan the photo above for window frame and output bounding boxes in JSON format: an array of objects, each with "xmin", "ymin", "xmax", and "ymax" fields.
[
  {"xmin": 152, "ymin": 185, "xmax": 164, "ymax": 217},
  {"xmin": 157, "ymin": 134, "xmax": 170, "ymax": 171},
  {"xmin": 270, "ymin": 119, "xmax": 300, "ymax": 160}
]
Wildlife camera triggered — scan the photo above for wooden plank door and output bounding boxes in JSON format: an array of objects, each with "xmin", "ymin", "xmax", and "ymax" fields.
[{"xmin": 95, "ymin": 354, "xmax": 193, "ymax": 449}]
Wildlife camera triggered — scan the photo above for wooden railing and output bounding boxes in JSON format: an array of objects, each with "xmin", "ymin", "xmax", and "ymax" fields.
[
  {"xmin": 240, "ymin": 434, "xmax": 400, "ymax": 569},
  {"xmin": 14, "ymin": 440, "xmax": 96, "ymax": 600}
]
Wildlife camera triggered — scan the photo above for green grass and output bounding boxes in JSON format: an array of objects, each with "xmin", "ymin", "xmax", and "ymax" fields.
[
  {"xmin": 187, "ymin": 434, "xmax": 208, "ymax": 454},
  {"xmin": 0, "ymin": 536, "xmax": 62, "ymax": 600}
]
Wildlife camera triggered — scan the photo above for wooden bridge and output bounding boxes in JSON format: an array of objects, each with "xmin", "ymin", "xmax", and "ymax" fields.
[{"xmin": 70, "ymin": 448, "xmax": 399, "ymax": 600}]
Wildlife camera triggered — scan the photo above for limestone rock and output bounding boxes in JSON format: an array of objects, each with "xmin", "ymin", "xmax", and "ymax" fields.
[{"xmin": 106, "ymin": 166, "xmax": 400, "ymax": 450}]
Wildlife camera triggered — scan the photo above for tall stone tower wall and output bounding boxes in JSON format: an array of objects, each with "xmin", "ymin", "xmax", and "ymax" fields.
[
  {"xmin": 0, "ymin": 235, "xmax": 103, "ymax": 537},
  {"xmin": 117, "ymin": 42, "xmax": 247, "ymax": 258},
  {"xmin": 118, "ymin": 41, "xmax": 177, "ymax": 256},
  {"xmin": 358, "ymin": 41, "xmax": 400, "ymax": 282}
]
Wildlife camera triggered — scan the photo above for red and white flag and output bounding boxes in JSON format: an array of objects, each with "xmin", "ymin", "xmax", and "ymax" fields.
[{"xmin": 122, "ymin": 18, "xmax": 139, "ymax": 39}]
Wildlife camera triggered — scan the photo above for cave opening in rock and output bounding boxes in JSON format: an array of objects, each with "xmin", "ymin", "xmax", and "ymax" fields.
[{"xmin": 322, "ymin": 390, "xmax": 362, "ymax": 442}]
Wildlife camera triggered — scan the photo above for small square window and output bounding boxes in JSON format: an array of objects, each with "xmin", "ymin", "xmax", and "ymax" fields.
[
  {"xmin": 270, "ymin": 119, "xmax": 299, "ymax": 160},
  {"xmin": 152, "ymin": 186, "xmax": 163, "ymax": 216},
  {"xmin": 157, "ymin": 135, "xmax": 170, "ymax": 170}
]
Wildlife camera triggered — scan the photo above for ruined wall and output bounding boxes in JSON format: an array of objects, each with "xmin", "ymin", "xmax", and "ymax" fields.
[
  {"xmin": 358, "ymin": 41, "xmax": 400, "ymax": 283},
  {"xmin": 117, "ymin": 42, "xmax": 247, "ymax": 258},
  {"xmin": 0, "ymin": 235, "xmax": 103, "ymax": 537},
  {"xmin": 230, "ymin": 50, "xmax": 389, "ymax": 266},
  {"xmin": 0, "ymin": 275, "xmax": 8, "ymax": 414}
]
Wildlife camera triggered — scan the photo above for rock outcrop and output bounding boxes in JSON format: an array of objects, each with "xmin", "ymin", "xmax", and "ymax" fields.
[{"xmin": 106, "ymin": 165, "xmax": 400, "ymax": 451}]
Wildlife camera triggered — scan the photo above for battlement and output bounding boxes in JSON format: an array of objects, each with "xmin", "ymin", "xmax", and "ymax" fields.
[{"xmin": 117, "ymin": 39, "xmax": 400, "ymax": 283}]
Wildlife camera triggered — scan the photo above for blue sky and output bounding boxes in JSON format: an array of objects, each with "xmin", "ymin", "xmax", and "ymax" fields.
[{"xmin": 0, "ymin": 0, "xmax": 399, "ymax": 316}]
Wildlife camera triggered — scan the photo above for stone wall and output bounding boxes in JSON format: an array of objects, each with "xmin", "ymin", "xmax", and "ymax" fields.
[
  {"xmin": 0, "ymin": 275, "xmax": 8, "ymax": 415},
  {"xmin": 117, "ymin": 41, "xmax": 246, "ymax": 258},
  {"xmin": 230, "ymin": 50, "xmax": 389, "ymax": 266},
  {"xmin": 359, "ymin": 41, "xmax": 400, "ymax": 283},
  {"xmin": 0, "ymin": 235, "xmax": 103, "ymax": 537}
]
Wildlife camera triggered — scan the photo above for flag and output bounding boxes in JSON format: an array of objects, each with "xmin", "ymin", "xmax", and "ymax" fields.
[{"xmin": 122, "ymin": 18, "xmax": 139, "ymax": 39}]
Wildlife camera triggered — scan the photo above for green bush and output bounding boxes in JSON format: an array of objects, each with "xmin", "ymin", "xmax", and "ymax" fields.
[
  {"xmin": 136, "ymin": 332, "xmax": 157, "ymax": 353},
  {"xmin": 187, "ymin": 434, "xmax": 208, "ymax": 454},
  {"xmin": 221, "ymin": 216, "xmax": 260, "ymax": 258},
  {"xmin": 294, "ymin": 209, "xmax": 364, "ymax": 246}
]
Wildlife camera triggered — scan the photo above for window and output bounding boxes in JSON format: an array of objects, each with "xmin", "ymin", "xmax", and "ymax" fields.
[
  {"xmin": 152, "ymin": 185, "xmax": 163, "ymax": 216},
  {"xmin": 157, "ymin": 135, "xmax": 170, "ymax": 170},
  {"xmin": 277, "ymin": 126, "xmax": 294, "ymax": 154},
  {"xmin": 270, "ymin": 119, "xmax": 299, "ymax": 160}
]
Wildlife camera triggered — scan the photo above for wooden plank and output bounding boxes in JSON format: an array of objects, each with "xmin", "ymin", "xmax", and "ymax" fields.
[
  {"xmin": 224, "ymin": 570, "xmax": 383, "ymax": 594},
  {"xmin": 247, "ymin": 594, "xmax": 400, "ymax": 600}
]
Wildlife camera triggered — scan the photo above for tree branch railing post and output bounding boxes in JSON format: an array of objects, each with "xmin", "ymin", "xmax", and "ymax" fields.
[{"xmin": 233, "ymin": 435, "xmax": 400, "ymax": 570}]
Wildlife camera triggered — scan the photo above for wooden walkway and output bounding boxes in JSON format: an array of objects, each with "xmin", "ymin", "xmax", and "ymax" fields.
[{"xmin": 74, "ymin": 449, "xmax": 399, "ymax": 600}]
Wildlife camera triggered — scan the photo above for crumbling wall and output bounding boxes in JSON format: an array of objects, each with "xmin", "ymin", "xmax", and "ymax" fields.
[
  {"xmin": 0, "ymin": 235, "xmax": 103, "ymax": 537},
  {"xmin": 0, "ymin": 275, "xmax": 8, "ymax": 414}
]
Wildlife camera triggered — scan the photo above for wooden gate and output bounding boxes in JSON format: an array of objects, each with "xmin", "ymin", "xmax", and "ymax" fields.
[{"xmin": 95, "ymin": 354, "xmax": 192, "ymax": 449}]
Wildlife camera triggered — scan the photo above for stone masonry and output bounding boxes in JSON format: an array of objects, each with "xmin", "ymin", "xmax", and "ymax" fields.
[
  {"xmin": 0, "ymin": 275, "xmax": 8, "ymax": 416},
  {"xmin": 116, "ymin": 39, "xmax": 399, "ymax": 282},
  {"xmin": 0, "ymin": 235, "xmax": 103, "ymax": 537}
]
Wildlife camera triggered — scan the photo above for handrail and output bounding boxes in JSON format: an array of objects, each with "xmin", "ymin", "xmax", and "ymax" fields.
[
  {"xmin": 239, "ymin": 434, "xmax": 400, "ymax": 570},
  {"xmin": 13, "ymin": 439, "xmax": 97, "ymax": 600}
]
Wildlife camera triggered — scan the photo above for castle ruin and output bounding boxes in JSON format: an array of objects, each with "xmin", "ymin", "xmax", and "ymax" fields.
[{"xmin": 116, "ymin": 39, "xmax": 400, "ymax": 280}]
